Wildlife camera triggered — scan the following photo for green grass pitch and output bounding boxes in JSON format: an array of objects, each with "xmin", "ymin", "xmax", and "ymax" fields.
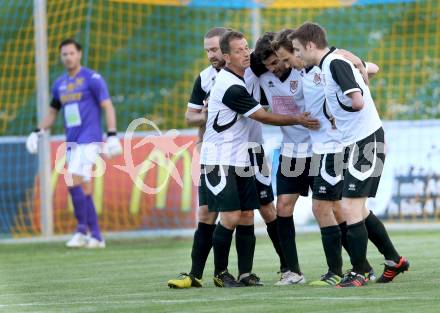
[{"xmin": 1, "ymin": 230, "xmax": 439, "ymax": 313}]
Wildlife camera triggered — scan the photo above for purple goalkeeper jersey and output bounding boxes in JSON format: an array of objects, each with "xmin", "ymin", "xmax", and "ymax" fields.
[{"xmin": 51, "ymin": 67, "xmax": 110, "ymax": 144}]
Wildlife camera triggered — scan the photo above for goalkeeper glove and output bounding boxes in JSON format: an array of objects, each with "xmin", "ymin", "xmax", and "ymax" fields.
[
  {"xmin": 26, "ymin": 129, "xmax": 44, "ymax": 154},
  {"xmin": 103, "ymin": 131, "xmax": 122, "ymax": 158}
]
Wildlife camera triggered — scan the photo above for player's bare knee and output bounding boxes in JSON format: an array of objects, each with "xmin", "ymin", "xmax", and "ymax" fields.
[
  {"xmin": 333, "ymin": 206, "xmax": 345, "ymax": 224},
  {"xmin": 198, "ymin": 206, "xmax": 217, "ymax": 224},
  {"xmin": 239, "ymin": 210, "xmax": 254, "ymax": 225},
  {"xmin": 276, "ymin": 205, "xmax": 293, "ymax": 217},
  {"xmin": 258, "ymin": 203, "xmax": 276, "ymax": 223},
  {"xmin": 312, "ymin": 201, "xmax": 322, "ymax": 217},
  {"xmin": 312, "ymin": 200, "xmax": 332, "ymax": 217},
  {"xmin": 342, "ymin": 198, "xmax": 366, "ymax": 215},
  {"xmin": 339, "ymin": 203, "xmax": 352, "ymax": 218},
  {"xmin": 207, "ymin": 212, "xmax": 219, "ymax": 224},
  {"xmin": 276, "ymin": 199, "xmax": 294, "ymax": 217},
  {"xmin": 340, "ymin": 201, "xmax": 365, "ymax": 224},
  {"xmin": 312, "ymin": 204, "xmax": 322, "ymax": 220},
  {"xmin": 220, "ymin": 211, "xmax": 241, "ymax": 229},
  {"xmin": 197, "ymin": 205, "xmax": 209, "ymax": 221},
  {"xmin": 313, "ymin": 202, "xmax": 338, "ymax": 227}
]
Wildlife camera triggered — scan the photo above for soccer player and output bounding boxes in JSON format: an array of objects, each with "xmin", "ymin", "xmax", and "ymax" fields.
[
  {"xmin": 168, "ymin": 27, "xmax": 287, "ymax": 289},
  {"xmin": 243, "ymin": 66, "xmax": 289, "ymax": 282},
  {"xmin": 253, "ymin": 32, "xmax": 316, "ymax": 285},
  {"xmin": 201, "ymin": 30, "xmax": 319, "ymax": 287},
  {"xmin": 272, "ymin": 29, "xmax": 381, "ymax": 285},
  {"xmin": 26, "ymin": 39, "xmax": 122, "ymax": 248},
  {"xmin": 168, "ymin": 27, "xmax": 227, "ymax": 289},
  {"xmin": 290, "ymin": 22, "xmax": 409, "ymax": 287}
]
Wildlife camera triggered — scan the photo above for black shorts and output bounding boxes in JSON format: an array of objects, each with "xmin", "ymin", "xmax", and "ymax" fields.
[
  {"xmin": 342, "ymin": 127, "xmax": 385, "ymax": 198},
  {"xmin": 312, "ymin": 152, "xmax": 343, "ymax": 201},
  {"xmin": 201, "ymin": 165, "xmax": 260, "ymax": 212},
  {"xmin": 198, "ymin": 171, "xmax": 208, "ymax": 207},
  {"xmin": 276, "ymin": 155, "xmax": 314, "ymax": 196},
  {"xmin": 248, "ymin": 146, "xmax": 274, "ymax": 206}
]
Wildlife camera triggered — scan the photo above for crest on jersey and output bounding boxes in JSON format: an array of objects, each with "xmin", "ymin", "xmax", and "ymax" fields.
[
  {"xmin": 313, "ymin": 73, "xmax": 321, "ymax": 85},
  {"xmin": 75, "ymin": 78, "xmax": 84, "ymax": 87},
  {"xmin": 290, "ymin": 80, "xmax": 298, "ymax": 93}
]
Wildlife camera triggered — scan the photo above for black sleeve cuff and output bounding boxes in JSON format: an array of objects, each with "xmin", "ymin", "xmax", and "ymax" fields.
[{"xmin": 50, "ymin": 98, "xmax": 62, "ymax": 111}]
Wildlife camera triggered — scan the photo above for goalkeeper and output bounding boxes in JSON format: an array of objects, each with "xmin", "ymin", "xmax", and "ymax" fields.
[{"xmin": 26, "ymin": 39, "xmax": 122, "ymax": 248}]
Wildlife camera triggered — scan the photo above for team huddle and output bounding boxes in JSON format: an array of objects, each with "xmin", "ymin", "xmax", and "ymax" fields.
[
  {"xmin": 23, "ymin": 22, "xmax": 409, "ymax": 289},
  {"xmin": 168, "ymin": 23, "xmax": 410, "ymax": 288}
]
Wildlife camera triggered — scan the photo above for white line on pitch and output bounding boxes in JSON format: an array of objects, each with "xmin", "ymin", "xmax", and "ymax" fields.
[{"xmin": 152, "ymin": 296, "xmax": 434, "ymax": 304}]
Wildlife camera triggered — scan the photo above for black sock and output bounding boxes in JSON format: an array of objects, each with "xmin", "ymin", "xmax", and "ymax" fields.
[
  {"xmin": 189, "ymin": 222, "xmax": 216, "ymax": 279},
  {"xmin": 365, "ymin": 211, "xmax": 400, "ymax": 262},
  {"xmin": 363, "ymin": 259, "xmax": 373, "ymax": 273},
  {"xmin": 320, "ymin": 225, "xmax": 343, "ymax": 277},
  {"xmin": 340, "ymin": 221, "xmax": 373, "ymax": 273},
  {"xmin": 277, "ymin": 215, "xmax": 301, "ymax": 274},
  {"xmin": 339, "ymin": 222, "xmax": 350, "ymax": 256},
  {"xmin": 235, "ymin": 224, "xmax": 256, "ymax": 276},
  {"xmin": 347, "ymin": 220, "xmax": 368, "ymax": 274},
  {"xmin": 213, "ymin": 223, "xmax": 234, "ymax": 276},
  {"xmin": 266, "ymin": 219, "xmax": 288, "ymax": 271}
]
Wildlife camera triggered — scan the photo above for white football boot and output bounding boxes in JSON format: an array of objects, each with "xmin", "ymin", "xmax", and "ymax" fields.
[
  {"xmin": 85, "ymin": 237, "xmax": 106, "ymax": 249},
  {"xmin": 274, "ymin": 271, "xmax": 306, "ymax": 286},
  {"xmin": 66, "ymin": 232, "xmax": 88, "ymax": 248}
]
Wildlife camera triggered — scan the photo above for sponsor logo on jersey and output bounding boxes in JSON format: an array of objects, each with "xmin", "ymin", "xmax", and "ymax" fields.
[
  {"xmin": 319, "ymin": 186, "xmax": 327, "ymax": 193},
  {"xmin": 67, "ymin": 83, "xmax": 76, "ymax": 92},
  {"xmin": 60, "ymin": 92, "xmax": 82, "ymax": 104},
  {"xmin": 348, "ymin": 183, "xmax": 356, "ymax": 191},
  {"xmin": 268, "ymin": 81, "xmax": 275, "ymax": 88}
]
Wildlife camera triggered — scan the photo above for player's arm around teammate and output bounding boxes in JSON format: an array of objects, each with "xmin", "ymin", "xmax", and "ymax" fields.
[{"xmin": 203, "ymin": 30, "xmax": 320, "ymax": 288}]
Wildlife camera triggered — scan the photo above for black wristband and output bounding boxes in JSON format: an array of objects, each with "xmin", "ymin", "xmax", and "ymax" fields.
[{"xmin": 107, "ymin": 131, "xmax": 117, "ymax": 137}]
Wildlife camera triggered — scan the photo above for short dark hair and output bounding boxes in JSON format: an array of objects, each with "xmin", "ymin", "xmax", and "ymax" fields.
[
  {"xmin": 59, "ymin": 38, "xmax": 82, "ymax": 51},
  {"xmin": 254, "ymin": 32, "xmax": 276, "ymax": 62},
  {"xmin": 271, "ymin": 29, "xmax": 295, "ymax": 53},
  {"xmin": 288, "ymin": 22, "xmax": 328, "ymax": 49},
  {"xmin": 220, "ymin": 30, "xmax": 245, "ymax": 54},
  {"xmin": 204, "ymin": 27, "xmax": 231, "ymax": 39}
]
